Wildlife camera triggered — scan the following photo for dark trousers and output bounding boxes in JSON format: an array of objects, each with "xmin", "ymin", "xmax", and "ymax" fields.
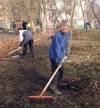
[
  {"xmin": 50, "ymin": 58, "xmax": 64, "ymax": 87},
  {"xmin": 84, "ymin": 23, "xmax": 91, "ymax": 32},
  {"xmin": 21, "ymin": 40, "xmax": 35, "ymax": 58}
]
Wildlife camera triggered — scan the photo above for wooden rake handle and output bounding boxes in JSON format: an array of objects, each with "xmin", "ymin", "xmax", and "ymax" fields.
[
  {"xmin": 40, "ymin": 56, "xmax": 67, "ymax": 96},
  {"xmin": 8, "ymin": 47, "xmax": 22, "ymax": 55}
]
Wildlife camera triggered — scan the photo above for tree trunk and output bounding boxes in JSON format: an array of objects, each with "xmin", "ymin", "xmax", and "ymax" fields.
[
  {"xmin": 70, "ymin": 0, "xmax": 76, "ymax": 29},
  {"xmin": 89, "ymin": 0, "xmax": 100, "ymax": 29},
  {"xmin": 80, "ymin": 0, "xmax": 85, "ymax": 29}
]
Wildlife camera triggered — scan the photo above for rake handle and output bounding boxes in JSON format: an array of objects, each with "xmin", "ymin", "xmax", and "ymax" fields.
[
  {"xmin": 8, "ymin": 47, "xmax": 22, "ymax": 55},
  {"xmin": 8, "ymin": 39, "xmax": 40, "ymax": 55},
  {"xmin": 40, "ymin": 56, "xmax": 67, "ymax": 96}
]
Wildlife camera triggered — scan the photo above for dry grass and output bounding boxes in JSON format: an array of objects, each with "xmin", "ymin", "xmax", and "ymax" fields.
[{"xmin": 0, "ymin": 37, "xmax": 19, "ymax": 58}]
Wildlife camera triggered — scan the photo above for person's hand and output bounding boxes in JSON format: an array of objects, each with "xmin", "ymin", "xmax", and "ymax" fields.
[
  {"xmin": 65, "ymin": 52, "xmax": 69, "ymax": 57},
  {"xmin": 58, "ymin": 63, "xmax": 62, "ymax": 68},
  {"xmin": 64, "ymin": 56, "xmax": 68, "ymax": 59},
  {"xmin": 61, "ymin": 56, "xmax": 67, "ymax": 63},
  {"xmin": 63, "ymin": 56, "xmax": 68, "ymax": 64}
]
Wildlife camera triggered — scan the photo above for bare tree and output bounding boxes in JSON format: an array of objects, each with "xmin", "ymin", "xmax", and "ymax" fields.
[
  {"xmin": 88, "ymin": 0, "xmax": 100, "ymax": 28},
  {"xmin": 70, "ymin": 0, "xmax": 77, "ymax": 28},
  {"xmin": 37, "ymin": 0, "xmax": 53, "ymax": 32},
  {"xmin": 80, "ymin": 0, "xmax": 85, "ymax": 28}
]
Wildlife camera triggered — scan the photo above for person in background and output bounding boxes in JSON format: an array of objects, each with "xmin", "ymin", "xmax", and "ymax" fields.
[
  {"xmin": 49, "ymin": 20, "xmax": 71, "ymax": 95},
  {"xmin": 22, "ymin": 20, "xmax": 28, "ymax": 30},
  {"xmin": 16, "ymin": 20, "xmax": 22, "ymax": 34},
  {"xmin": 84, "ymin": 19, "xmax": 92, "ymax": 32},
  {"xmin": 19, "ymin": 28, "xmax": 35, "ymax": 59},
  {"xmin": 12, "ymin": 21, "xmax": 16, "ymax": 35}
]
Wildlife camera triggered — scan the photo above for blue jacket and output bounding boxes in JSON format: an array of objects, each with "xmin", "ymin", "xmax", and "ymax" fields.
[{"xmin": 49, "ymin": 31, "xmax": 71, "ymax": 63}]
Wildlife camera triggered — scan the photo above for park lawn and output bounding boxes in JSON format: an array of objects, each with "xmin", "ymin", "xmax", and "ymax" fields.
[{"xmin": 0, "ymin": 30, "xmax": 100, "ymax": 108}]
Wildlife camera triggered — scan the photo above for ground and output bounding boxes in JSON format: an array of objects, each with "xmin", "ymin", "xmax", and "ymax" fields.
[{"xmin": 0, "ymin": 30, "xmax": 100, "ymax": 108}]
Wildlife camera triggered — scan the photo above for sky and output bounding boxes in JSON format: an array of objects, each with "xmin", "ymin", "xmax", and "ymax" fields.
[{"xmin": 96, "ymin": 0, "xmax": 100, "ymax": 5}]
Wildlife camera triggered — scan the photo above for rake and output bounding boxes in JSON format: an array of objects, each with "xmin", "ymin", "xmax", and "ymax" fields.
[{"xmin": 28, "ymin": 56, "xmax": 67, "ymax": 102}]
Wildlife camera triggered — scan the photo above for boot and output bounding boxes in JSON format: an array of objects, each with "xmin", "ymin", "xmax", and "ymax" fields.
[
  {"xmin": 54, "ymin": 88, "xmax": 62, "ymax": 95},
  {"xmin": 50, "ymin": 84, "xmax": 62, "ymax": 95}
]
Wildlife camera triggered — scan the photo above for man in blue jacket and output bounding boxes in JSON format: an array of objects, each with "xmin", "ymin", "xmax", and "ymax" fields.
[{"xmin": 49, "ymin": 20, "xmax": 71, "ymax": 95}]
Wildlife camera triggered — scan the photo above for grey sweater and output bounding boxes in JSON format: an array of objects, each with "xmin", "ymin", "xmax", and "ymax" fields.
[{"xmin": 22, "ymin": 30, "xmax": 33, "ymax": 44}]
